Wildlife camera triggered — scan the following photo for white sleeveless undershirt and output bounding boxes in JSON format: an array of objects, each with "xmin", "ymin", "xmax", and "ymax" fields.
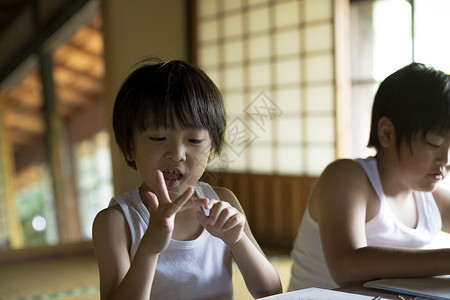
[
  {"xmin": 110, "ymin": 181, "xmax": 233, "ymax": 299},
  {"xmin": 360, "ymin": 157, "xmax": 442, "ymax": 248},
  {"xmin": 289, "ymin": 157, "xmax": 442, "ymax": 290}
]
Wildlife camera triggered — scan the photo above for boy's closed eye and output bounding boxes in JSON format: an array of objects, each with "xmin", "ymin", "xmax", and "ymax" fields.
[
  {"xmin": 148, "ymin": 136, "xmax": 205, "ymax": 144},
  {"xmin": 425, "ymin": 133, "xmax": 445, "ymax": 149},
  {"xmin": 189, "ymin": 138, "xmax": 204, "ymax": 144},
  {"xmin": 426, "ymin": 141, "xmax": 440, "ymax": 148}
]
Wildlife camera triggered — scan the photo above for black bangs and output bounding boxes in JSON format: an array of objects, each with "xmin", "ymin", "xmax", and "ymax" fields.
[
  {"xmin": 123, "ymin": 59, "xmax": 226, "ymax": 156},
  {"xmin": 368, "ymin": 62, "xmax": 450, "ymax": 151},
  {"xmin": 424, "ymin": 90, "xmax": 450, "ymax": 136},
  {"xmin": 136, "ymin": 62, "xmax": 218, "ymax": 131},
  {"xmin": 113, "ymin": 59, "xmax": 226, "ymax": 169},
  {"xmin": 392, "ymin": 66, "xmax": 450, "ymax": 148},
  {"xmin": 408, "ymin": 69, "xmax": 450, "ymax": 137}
]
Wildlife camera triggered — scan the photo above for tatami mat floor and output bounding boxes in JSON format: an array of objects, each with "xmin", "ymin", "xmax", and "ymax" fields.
[
  {"xmin": 233, "ymin": 254, "xmax": 293, "ymax": 299},
  {"xmin": 0, "ymin": 247, "xmax": 292, "ymax": 300}
]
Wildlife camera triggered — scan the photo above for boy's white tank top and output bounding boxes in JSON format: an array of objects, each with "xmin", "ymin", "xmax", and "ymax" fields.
[
  {"xmin": 360, "ymin": 157, "xmax": 442, "ymax": 248},
  {"xmin": 109, "ymin": 181, "xmax": 233, "ymax": 300},
  {"xmin": 289, "ymin": 157, "xmax": 442, "ymax": 290}
]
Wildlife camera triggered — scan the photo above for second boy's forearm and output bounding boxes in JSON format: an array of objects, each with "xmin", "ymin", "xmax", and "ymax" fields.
[{"xmin": 326, "ymin": 245, "xmax": 450, "ymax": 287}]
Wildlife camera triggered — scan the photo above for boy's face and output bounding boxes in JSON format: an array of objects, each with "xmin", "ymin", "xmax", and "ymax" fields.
[
  {"xmin": 129, "ymin": 122, "xmax": 213, "ymax": 202},
  {"xmin": 396, "ymin": 131, "xmax": 450, "ymax": 192}
]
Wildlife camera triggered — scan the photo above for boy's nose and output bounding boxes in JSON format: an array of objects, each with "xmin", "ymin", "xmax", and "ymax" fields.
[
  {"xmin": 165, "ymin": 143, "xmax": 186, "ymax": 162},
  {"xmin": 440, "ymin": 148, "xmax": 450, "ymax": 166},
  {"xmin": 446, "ymin": 149, "xmax": 450, "ymax": 166}
]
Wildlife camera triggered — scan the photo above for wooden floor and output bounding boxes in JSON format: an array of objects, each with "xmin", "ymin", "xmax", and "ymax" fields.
[
  {"xmin": 0, "ymin": 245, "xmax": 292, "ymax": 300},
  {"xmin": 0, "ymin": 254, "xmax": 99, "ymax": 300}
]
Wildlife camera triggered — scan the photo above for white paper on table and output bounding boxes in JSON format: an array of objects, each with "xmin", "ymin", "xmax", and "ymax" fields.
[{"xmin": 257, "ymin": 287, "xmax": 387, "ymax": 300}]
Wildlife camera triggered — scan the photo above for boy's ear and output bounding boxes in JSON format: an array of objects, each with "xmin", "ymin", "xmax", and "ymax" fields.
[
  {"xmin": 125, "ymin": 145, "xmax": 135, "ymax": 162},
  {"xmin": 207, "ymin": 149, "xmax": 213, "ymax": 163},
  {"xmin": 377, "ymin": 116, "xmax": 395, "ymax": 148}
]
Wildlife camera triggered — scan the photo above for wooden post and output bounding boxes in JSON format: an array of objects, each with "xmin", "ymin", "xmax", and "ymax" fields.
[
  {"xmin": 0, "ymin": 93, "xmax": 23, "ymax": 248},
  {"xmin": 39, "ymin": 51, "xmax": 80, "ymax": 243},
  {"xmin": 101, "ymin": 0, "xmax": 189, "ymax": 195}
]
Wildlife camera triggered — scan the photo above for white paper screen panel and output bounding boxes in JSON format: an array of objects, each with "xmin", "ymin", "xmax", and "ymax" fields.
[{"xmin": 196, "ymin": 0, "xmax": 336, "ymax": 176}]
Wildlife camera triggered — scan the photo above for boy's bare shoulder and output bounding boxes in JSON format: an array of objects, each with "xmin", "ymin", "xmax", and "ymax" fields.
[
  {"xmin": 321, "ymin": 158, "xmax": 366, "ymax": 179},
  {"xmin": 212, "ymin": 186, "xmax": 237, "ymax": 202},
  {"xmin": 92, "ymin": 204, "xmax": 131, "ymax": 250},
  {"xmin": 93, "ymin": 204, "xmax": 125, "ymax": 228},
  {"xmin": 326, "ymin": 158, "xmax": 361, "ymax": 169},
  {"xmin": 211, "ymin": 186, "xmax": 244, "ymax": 210},
  {"xmin": 314, "ymin": 158, "xmax": 370, "ymax": 194}
]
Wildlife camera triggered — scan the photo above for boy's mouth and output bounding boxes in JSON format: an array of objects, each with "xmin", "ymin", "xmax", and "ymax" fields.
[
  {"xmin": 162, "ymin": 169, "xmax": 183, "ymax": 187},
  {"xmin": 429, "ymin": 169, "xmax": 445, "ymax": 181}
]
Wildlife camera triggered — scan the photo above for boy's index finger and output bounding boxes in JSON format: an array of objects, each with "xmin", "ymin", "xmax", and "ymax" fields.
[
  {"xmin": 153, "ymin": 171, "xmax": 195, "ymax": 215},
  {"xmin": 155, "ymin": 170, "xmax": 171, "ymax": 205},
  {"xmin": 170, "ymin": 186, "xmax": 195, "ymax": 214}
]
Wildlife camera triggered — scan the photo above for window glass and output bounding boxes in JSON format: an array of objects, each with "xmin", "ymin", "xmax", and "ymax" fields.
[
  {"xmin": 16, "ymin": 163, "xmax": 58, "ymax": 247},
  {"xmin": 350, "ymin": 0, "xmax": 411, "ymax": 158},
  {"xmin": 350, "ymin": 0, "xmax": 450, "ymax": 162},
  {"xmin": 414, "ymin": 0, "xmax": 450, "ymax": 73},
  {"xmin": 73, "ymin": 131, "xmax": 113, "ymax": 239},
  {"xmin": 372, "ymin": 0, "xmax": 412, "ymax": 81}
]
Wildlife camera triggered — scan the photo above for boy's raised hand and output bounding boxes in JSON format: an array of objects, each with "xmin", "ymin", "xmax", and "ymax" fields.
[
  {"xmin": 142, "ymin": 170, "xmax": 194, "ymax": 254},
  {"xmin": 196, "ymin": 199, "xmax": 245, "ymax": 245}
]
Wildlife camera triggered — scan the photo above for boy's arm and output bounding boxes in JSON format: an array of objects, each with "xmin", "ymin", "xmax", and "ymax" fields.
[
  {"xmin": 213, "ymin": 187, "xmax": 283, "ymax": 298},
  {"xmin": 92, "ymin": 206, "xmax": 158, "ymax": 300},
  {"xmin": 92, "ymin": 172, "xmax": 197, "ymax": 300},
  {"xmin": 316, "ymin": 159, "xmax": 450, "ymax": 287}
]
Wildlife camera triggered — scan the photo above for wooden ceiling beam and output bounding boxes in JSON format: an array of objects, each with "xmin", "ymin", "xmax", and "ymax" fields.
[
  {"xmin": 53, "ymin": 45, "xmax": 104, "ymax": 79},
  {"xmin": 56, "ymin": 85, "xmax": 95, "ymax": 108},
  {"xmin": 4, "ymin": 106, "xmax": 45, "ymax": 134},
  {"xmin": 70, "ymin": 26, "xmax": 103, "ymax": 55},
  {"xmin": 53, "ymin": 64, "xmax": 103, "ymax": 93},
  {"xmin": 9, "ymin": 128, "xmax": 42, "ymax": 151},
  {"xmin": 6, "ymin": 87, "xmax": 42, "ymax": 109},
  {"xmin": 54, "ymin": 43, "xmax": 103, "ymax": 63},
  {"xmin": 1, "ymin": 11, "xmax": 105, "ymax": 160}
]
